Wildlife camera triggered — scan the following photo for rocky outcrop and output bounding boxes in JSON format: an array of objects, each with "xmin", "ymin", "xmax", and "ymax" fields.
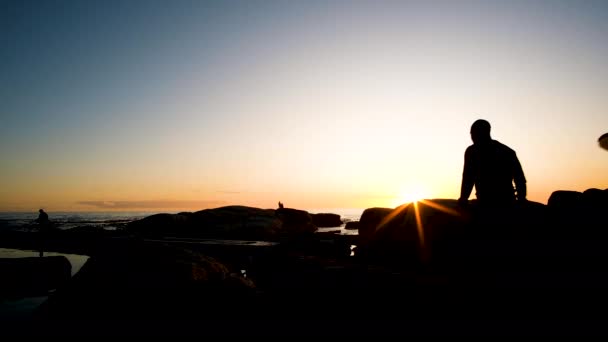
[
  {"xmin": 275, "ymin": 207, "xmax": 317, "ymax": 235},
  {"xmin": 127, "ymin": 213, "xmax": 192, "ymax": 236},
  {"xmin": 358, "ymin": 200, "xmax": 471, "ymax": 264},
  {"xmin": 548, "ymin": 188, "xmax": 608, "ymax": 212},
  {"xmin": 357, "ymin": 207, "xmax": 394, "ymax": 247},
  {"xmin": 310, "ymin": 213, "xmax": 342, "ymax": 227},
  {"xmin": 190, "ymin": 206, "xmax": 284, "ymax": 239},
  {"xmin": 548, "ymin": 188, "xmax": 608, "ymax": 237},
  {"xmin": 344, "ymin": 221, "xmax": 359, "ymax": 230},
  {"xmin": 127, "ymin": 205, "xmax": 317, "ymax": 240},
  {"xmin": 548, "ymin": 190, "xmax": 583, "ymax": 210},
  {"xmin": 356, "ymin": 199, "xmax": 552, "ymax": 268}
]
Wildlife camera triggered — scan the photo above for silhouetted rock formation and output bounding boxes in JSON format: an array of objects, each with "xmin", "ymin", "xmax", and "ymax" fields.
[
  {"xmin": 547, "ymin": 190, "xmax": 583, "ymax": 210},
  {"xmin": 274, "ymin": 207, "xmax": 317, "ymax": 235},
  {"xmin": 357, "ymin": 200, "xmax": 470, "ymax": 267},
  {"xmin": 310, "ymin": 213, "xmax": 342, "ymax": 227},
  {"xmin": 547, "ymin": 187, "xmax": 608, "ymax": 238},
  {"xmin": 357, "ymin": 207, "xmax": 393, "ymax": 247},
  {"xmin": 344, "ymin": 221, "xmax": 359, "ymax": 230},
  {"xmin": 37, "ymin": 242, "xmax": 255, "ymax": 323},
  {"xmin": 127, "ymin": 205, "xmax": 319, "ymax": 240}
]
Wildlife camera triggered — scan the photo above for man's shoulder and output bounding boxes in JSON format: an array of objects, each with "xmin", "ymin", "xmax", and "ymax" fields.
[
  {"xmin": 492, "ymin": 140, "xmax": 516, "ymax": 154},
  {"xmin": 464, "ymin": 144, "xmax": 476, "ymax": 157}
]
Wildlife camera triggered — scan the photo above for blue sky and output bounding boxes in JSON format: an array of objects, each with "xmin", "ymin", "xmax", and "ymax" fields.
[{"xmin": 1, "ymin": 0, "xmax": 607, "ymax": 211}]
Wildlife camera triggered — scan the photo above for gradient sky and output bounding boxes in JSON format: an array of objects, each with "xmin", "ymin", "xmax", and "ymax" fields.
[{"xmin": 1, "ymin": 0, "xmax": 607, "ymax": 212}]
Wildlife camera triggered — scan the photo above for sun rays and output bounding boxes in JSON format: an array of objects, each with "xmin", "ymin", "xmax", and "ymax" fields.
[{"xmin": 375, "ymin": 197, "xmax": 464, "ymax": 263}]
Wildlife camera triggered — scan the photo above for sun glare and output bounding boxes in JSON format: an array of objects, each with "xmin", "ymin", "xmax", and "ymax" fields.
[{"xmin": 392, "ymin": 184, "xmax": 429, "ymax": 207}]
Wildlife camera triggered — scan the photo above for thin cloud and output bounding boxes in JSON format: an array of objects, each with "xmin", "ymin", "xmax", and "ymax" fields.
[{"xmin": 77, "ymin": 200, "xmax": 226, "ymax": 210}]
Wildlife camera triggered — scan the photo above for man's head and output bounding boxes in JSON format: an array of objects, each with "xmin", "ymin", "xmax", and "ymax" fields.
[
  {"xmin": 470, "ymin": 119, "xmax": 491, "ymax": 144},
  {"xmin": 39, "ymin": 209, "xmax": 44, "ymax": 213}
]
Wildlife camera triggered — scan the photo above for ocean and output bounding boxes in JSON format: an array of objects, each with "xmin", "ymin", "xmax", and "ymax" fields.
[{"xmin": 0, "ymin": 208, "xmax": 364, "ymax": 234}]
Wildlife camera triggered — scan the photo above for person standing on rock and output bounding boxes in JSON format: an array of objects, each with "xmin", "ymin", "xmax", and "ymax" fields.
[
  {"xmin": 459, "ymin": 119, "xmax": 527, "ymax": 207},
  {"xmin": 35, "ymin": 209, "xmax": 51, "ymax": 257}
]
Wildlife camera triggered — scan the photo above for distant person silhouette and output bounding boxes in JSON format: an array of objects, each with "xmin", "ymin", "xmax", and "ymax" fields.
[
  {"xmin": 278, "ymin": 201, "xmax": 284, "ymax": 209},
  {"xmin": 459, "ymin": 119, "xmax": 527, "ymax": 207},
  {"xmin": 36, "ymin": 209, "xmax": 49, "ymax": 225},
  {"xmin": 35, "ymin": 209, "xmax": 51, "ymax": 257}
]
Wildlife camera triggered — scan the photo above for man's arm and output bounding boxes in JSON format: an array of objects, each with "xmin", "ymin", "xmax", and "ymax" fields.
[
  {"xmin": 512, "ymin": 152, "xmax": 527, "ymax": 201},
  {"xmin": 459, "ymin": 147, "xmax": 474, "ymax": 204}
]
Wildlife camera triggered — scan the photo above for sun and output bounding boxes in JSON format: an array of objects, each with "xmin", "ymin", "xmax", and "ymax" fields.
[{"xmin": 391, "ymin": 184, "xmax": 429, "ymax": 207}]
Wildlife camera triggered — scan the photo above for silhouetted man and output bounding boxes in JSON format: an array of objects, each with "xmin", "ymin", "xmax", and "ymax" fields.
[
  {"xmin": 36, "ymin": 209, "xmax": 49, "ymax": 225},
  {"xmin": 459, "ymin": 119, "xmax": 527, "ymax": 206},
  {"xmin": 36, "ymin": 209, "xmax": 50, "ymax": 257}
]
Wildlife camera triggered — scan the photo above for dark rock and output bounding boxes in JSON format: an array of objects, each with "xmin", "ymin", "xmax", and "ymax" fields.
[
  {"xmin": 37, "ymin": 242, "xmax": 255, "ymax": 322},
  {"xmin": 0, "ymin": 256, "xmax": 71, "ymax": 299},
  {"xmin": 311, "ymin": 213, "xmax": 342, "ymax": 227},
  {"xmin": 275, "ymin": 207, "xmax": 317, "ymax": 235},
  {"xmin": 127, "ymin": 206, "xmax": 283, "ymax": 240},
  {"xmin": 357, "ymin": 207, "xmax": 393, "ymax": 247},
  {"xmin": 191, "ymin": 206, "xmax": 282, "ymax": 238},
  {"xmin": 127, "ymin": 213, "xmax": 192, "ymax": 236},
  {"xmin": 582, "ymin": 188, "xmax": 608, "ymax": 208},
  {"xmin": 363, "ymin": 200, "xmax": 471, "ymax": 266},
  {"xmin": 127, "ymin": 206, "xmax": 322, "ymax": 240},
  {"xmin": 548, "ymin": 188, "xmax": 608, "ymax": 236},
  {"xmin": 358, "ymin": 200, "xmax": 548, "ymax": 264},
  {"xmin": 275, "ymin": 207, "xmax": 311, "ymax": 224},
  {"xmin": 344, "ymin": 221, "xmax": 359, "ymax": 230},
  {"xmin": 548, "ymin": 190, "xmax": 583, "ymax": 210}
]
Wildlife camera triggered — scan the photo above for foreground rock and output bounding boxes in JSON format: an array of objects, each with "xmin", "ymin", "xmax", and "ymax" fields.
[
  {"xmin": 357, "ymin": 200, "xmax": 471, "ymax": 267},
  {"xmin": 0, "ymin": 256, "xmax": 71, "ymax": 299},
  {"xmin": 357, "ymin": 193, "xmax": 608, "ymax": 278},
  {"xmin": 37, "ymin": 242, "xmax": 255, "ymax": 322},
  {"xmin": 310, "ymin": 213, "xmax": 343, "ymax": 227}
]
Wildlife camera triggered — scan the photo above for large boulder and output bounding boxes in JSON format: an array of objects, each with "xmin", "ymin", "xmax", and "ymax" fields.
[
  {"xmin": 547, "ymin": 188, "xmax": 608, "ymax": 237},
  {"xmin": 582, "ymin": 188, "xmax": 608, "ymax": 209},
  {"xmin": 310, "ymin": 213, "xmax": 342, "ymax": 227},
  {"xmin": 344, "ymin": 221, "xmax": 359, "ymax": 230},
  {"xmin": 127, "ymin": 206, "xmax": 317, "ymax": 240},
  {"xmin": 190, "ymin": 206, "xmax": 283, "ymax": 239},
  {"xmin": 548, "ymin": 190, "xmax": 583, "ymax": 211},
  {"xmin": 356, "ymin": 199, "xmax": 552, "ymax": 268},
  {"xmin": 357, "ymin": 207, "xmax": 394, "ymax": 247},
  {"xmin": 127, "ymin": 213, "xmax": 192, "ymax": 236},
  {"xmin": 363, "ymin": 200, "xmax": 471, "ymax": 265},
  {"xmin": 275, "ymin": 208, "xmax": 317, "ymax": 235}
]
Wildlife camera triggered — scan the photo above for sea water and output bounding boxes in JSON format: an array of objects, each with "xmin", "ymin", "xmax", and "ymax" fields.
[{"xmin": 0, "ymin": 211, "xmax": 153, "ymax": 232}]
